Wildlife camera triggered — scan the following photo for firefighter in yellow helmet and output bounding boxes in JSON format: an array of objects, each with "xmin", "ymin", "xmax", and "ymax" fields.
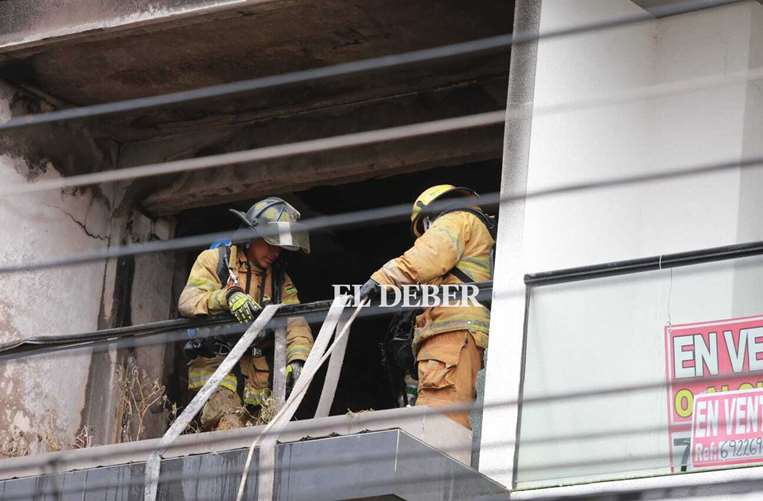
[
  {"xmin": 360, "ymin": 185, "xmax": 495, "ymax": 428},
  {"xmin": 178, "ymin": 197, "xmax": 313, "ymax": 431}
]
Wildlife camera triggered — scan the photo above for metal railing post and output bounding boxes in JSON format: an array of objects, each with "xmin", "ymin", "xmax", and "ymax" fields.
[{"xmin": 273, "ymin": 326, "xmax": 287, "ymax": 409}]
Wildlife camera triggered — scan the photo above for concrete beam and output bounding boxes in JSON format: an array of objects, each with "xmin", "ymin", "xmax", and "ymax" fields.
[
  {"xmin": 0, "ymin": 0, "xmax": 510, "ymax": 185},
  {"xmin": 0, "ymin": 0, "xmax": 256, "ymax": 54},
  {"xmin": 0, "ymin": 0, "xmax": 511, "ymax": 109},
  {"xmin": 0, "ymin": 80, "xmax": 118, "ymax": 180},
  {"xmin": 96, "ymin": 51, "xmax": 508, "ymax": 145},
  {"xmin": 631, "ymin": 0, "xmax": 747, "ymax": 17},
  {"xmin": 142, "ymin": 124, "xmax": 503, "ymax": 215},
  {"xmin": 129, "ymin": 79, "xmax": 506, "ymax": 215}
]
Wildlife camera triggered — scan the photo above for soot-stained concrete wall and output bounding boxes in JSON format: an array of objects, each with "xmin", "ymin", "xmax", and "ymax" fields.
[{"xmin": 0, "ymin": 81, "xmax": 113, "ymax": 456}]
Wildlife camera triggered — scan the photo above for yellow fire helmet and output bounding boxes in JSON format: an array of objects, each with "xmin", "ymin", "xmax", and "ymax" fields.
[{"xmin": 410, "ymin": 184, "xmax": 477, "ymax": 237}]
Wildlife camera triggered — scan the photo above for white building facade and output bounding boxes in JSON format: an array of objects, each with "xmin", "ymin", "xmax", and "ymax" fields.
[{"xmin": 482, "ymin": 0, "xmax": 763, "ymax": 497}]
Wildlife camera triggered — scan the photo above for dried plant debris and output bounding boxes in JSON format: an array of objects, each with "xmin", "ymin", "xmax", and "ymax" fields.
[
  {"xmin": 116, "ymin": 357, "xmax": 167, "ymax": 442},
  {"xmin": 254, "ymin": 396, "xmax": 277, "ymax": 426},
  {"xmin": 72, "ymin": 426, "xmax": 93, "ymax": 449},
  {"xmin": 0, "ymin": 426, "xmax": 30, "ymax": 458},
  {"xmin": 0, "ymin": 412, "xmax": 92, "ymax": 458}
]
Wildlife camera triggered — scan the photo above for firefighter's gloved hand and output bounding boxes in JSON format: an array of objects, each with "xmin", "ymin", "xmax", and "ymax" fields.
[
  {"xmin": 358, "ymin": 278, "xmax": 381, "ymax": 304},
  {"xmin": 227, "ymin": 290, "xmax": 261, "ymax": 323},
  {"xmin": 285, "ymin": 360, "xmax": 303, "ymax": 397}
]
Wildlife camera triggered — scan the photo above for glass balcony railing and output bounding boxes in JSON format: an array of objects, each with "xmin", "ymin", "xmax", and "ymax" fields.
[{"xmin": 515, "ymin": 242, "xmax": 763, "ymax": 489}]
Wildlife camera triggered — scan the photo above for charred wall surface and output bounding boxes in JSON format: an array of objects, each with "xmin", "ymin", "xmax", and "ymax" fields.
[{"xmin": 0, "ymin": 0, "xmax": 511, "ymax": 454}]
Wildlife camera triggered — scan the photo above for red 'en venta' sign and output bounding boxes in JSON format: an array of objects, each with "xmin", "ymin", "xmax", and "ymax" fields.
[
  {"xmin": 664, "ymin": 314, "xmax": 763, "ymax": 470},
  {"xmin": 692, "ymin": 389, "xmax": 763, "ymax": 468}
]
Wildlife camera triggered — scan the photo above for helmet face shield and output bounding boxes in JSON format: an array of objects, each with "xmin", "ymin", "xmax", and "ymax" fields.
[{"xmin": 262, "ymin": 221, "xmax": 310, "ymax": 254}]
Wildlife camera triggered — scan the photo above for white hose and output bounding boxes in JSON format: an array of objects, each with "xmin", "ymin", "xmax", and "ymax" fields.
[
  {"xmin": 235, "ymin": 296, "xmax": 365, "ymax": 501},
  {"xmin": 144, "ymin": 305, "xmax": 280, "ymax": 501}
]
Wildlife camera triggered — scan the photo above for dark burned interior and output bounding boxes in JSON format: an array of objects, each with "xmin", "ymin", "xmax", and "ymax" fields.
[
  {"xmin": 171, "ymin": 160, "xmax": 501, "ymax": 417},
  {"xmin": 0, "ymin": 0, "xmax": 511, "ymax": 432}
]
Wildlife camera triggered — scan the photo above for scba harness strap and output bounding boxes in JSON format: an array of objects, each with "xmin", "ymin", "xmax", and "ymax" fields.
[
  {"xmin": 382, "ymin": 207, "xmax": 497, "ymax": 388},
  {"xmin": 186, "ymin": 245, "xmax": 287, "ymax": 403},
  {"xmin": 435, "ymin": 207, "xmax": 497, "ymax": 284},
  {"xmin": 437, "ymin": 207, "xmax": 497, "ymax": 240},
  {"xmin": 217, "ymin": 245, "xmax": 233, "ymax": 288},
  {"xmin": 217, "ymin": 245, "xmax": 285, "ymax": 304}
]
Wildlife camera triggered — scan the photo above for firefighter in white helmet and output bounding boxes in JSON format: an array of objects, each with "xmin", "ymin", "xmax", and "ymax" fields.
[{"xmin": 178, "ymin": 197, "xmax": 313, "ymax": 430}]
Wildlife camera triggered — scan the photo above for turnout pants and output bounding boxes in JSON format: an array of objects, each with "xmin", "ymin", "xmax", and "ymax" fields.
[
  {"xmin": 188, "ymin": 354, "xmax": 271, "ymax": 431},
  {"xmin": 415, "ymin": 330, "xmax": 483, "ymax": 429}
]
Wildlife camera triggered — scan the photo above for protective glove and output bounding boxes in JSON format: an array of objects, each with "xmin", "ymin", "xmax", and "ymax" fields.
[
  {"xmin": 226, "ymin": 290, "xmax": 261, "ymax": 323},
  {"xmin": 285, "ymin": 360, "xmax": 304, "ymax": 397},
  {"xmin": 358, "ymin": 278, "xmax": 381, "ymax": 304}
]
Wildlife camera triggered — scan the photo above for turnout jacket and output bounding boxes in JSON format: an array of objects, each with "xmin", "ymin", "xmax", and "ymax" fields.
[
  {"xmin": 371, "ymin": 210, "xmax": 494, "ymax": 355},
  {"xmin": 178, "ymin": 245, "xmax": 313, "ymax": 364}
]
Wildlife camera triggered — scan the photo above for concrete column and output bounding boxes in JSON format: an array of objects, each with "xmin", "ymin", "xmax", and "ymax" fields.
[
  {"xmin": 479, "ymin": 0, "xmax": 541, "ymax": 489},
  {"xmin": 481, "ymin": 0, "xmax": 763, "ymax": 490}
]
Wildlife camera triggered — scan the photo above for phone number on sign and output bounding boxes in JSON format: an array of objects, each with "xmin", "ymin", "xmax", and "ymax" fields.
[
  {"xmin": 720, "ymin": 438, "xmax": 763, "ymax": 459},
  {"xmin": 694, "ymin": 438, "xmax": 763, "ymax": 463}
]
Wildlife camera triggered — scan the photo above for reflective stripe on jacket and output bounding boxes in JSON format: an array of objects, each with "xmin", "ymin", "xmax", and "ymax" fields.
[
  {"xmin": 188, "ymin": 354, "xmax": 272, "ymax": 407},
  {"xmin": 178, "ymin": 245, "xmax": 313, "ymax": 364},
  {"xmin": 371, "ymin": 210, "xmax": 494, "ymax": 354}
]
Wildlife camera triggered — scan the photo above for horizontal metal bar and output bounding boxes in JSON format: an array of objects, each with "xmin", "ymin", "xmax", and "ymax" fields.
[
  {"xmin": 0, "ymin": 303, "xmax": 329, "ymax": 357},
  {"xmin": 524, "ymin": 240, "xmax": 763, "ymax": 287},
  {"xmin": 0, "ymin": 282, "xmax": 493, "ymax": 359}
]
